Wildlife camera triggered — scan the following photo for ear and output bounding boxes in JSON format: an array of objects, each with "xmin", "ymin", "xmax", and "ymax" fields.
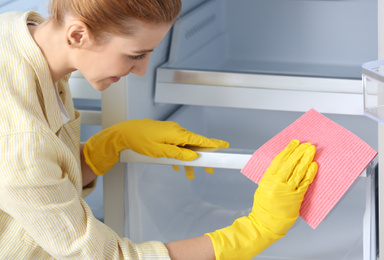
[{"xmin": 66, "ymin": 21, "xmax": 90, "ymax": 47}]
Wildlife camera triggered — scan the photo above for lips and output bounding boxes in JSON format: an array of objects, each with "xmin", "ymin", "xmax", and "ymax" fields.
[{"xmin": 110, "ymin": 76, "xmax": 121, "ymax": 83}]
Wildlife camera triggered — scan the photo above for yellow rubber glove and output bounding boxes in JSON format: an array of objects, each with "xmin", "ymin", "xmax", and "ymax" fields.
[
  {"xmin": 172, "ymin": 165, "xmax": 214, "ymax": 180},
  {"xmin": 172, "ymin": 146, "xmax": 222, "ymax": 179},
  {"xmin": 83, "ymin": 119, "xmax": 229, "ymax": 176},
  {"xmin": 206, "ymin": 139, "xmax": 318, "ymax": 260}
]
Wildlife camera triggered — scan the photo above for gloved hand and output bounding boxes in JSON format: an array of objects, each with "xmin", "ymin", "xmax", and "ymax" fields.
[
  {"xmin": 206, "ymin": 139, "xmax": 318, "ymax": 260},
  {"xmin": 83, "ymin": 119, "xmax": 229, "ymax": 176},
  {"xmin": 172, "ymin": 165, "xmax": 214, "ymax": 180}
]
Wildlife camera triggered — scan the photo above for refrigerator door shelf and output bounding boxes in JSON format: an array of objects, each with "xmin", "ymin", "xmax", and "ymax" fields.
[{"xmin": 362, "ymin": 60, "xmax": 384, "ymax": 124}]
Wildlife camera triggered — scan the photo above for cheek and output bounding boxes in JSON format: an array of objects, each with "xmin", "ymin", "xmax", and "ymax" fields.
[
  {"xmin": 113, "ymin": 58, "xmax": 135, "ymax": 75},
  {"xmin": 81, "ymin": 54, "xmax": 133, "ymax": 79},
  {"xmin": 89, "ymin": 60, "xmax": 118, "ymax": 76},
  {"xmin": 103, "ymin": 55, "xmax": 131, "ymax": 68}
]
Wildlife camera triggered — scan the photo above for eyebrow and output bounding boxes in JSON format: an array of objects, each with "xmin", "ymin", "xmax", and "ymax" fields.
[{"xmin": 132, "ymin": 49, "xmax": 154, "ymax": 54}]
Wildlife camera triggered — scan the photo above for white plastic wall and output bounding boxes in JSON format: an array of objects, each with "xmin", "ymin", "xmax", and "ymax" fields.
[{"xmin": 225, "ymin": 0, "xmax": 377, "ymax": 78}]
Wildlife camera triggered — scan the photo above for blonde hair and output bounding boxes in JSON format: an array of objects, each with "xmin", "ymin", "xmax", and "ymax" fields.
[{"xmin": 49, "ymin": 0, "xmax": 181, "ymax": 38}]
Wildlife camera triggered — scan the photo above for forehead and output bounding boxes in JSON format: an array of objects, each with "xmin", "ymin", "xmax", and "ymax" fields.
[{"xmin": 110, "ymin": 22, "xmax": 172, "ymax": 50}]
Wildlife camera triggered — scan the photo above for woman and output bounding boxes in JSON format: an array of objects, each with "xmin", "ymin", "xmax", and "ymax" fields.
[{"xmin": 0, "ymin": 0, "xmax": 318, "ymax": 259}]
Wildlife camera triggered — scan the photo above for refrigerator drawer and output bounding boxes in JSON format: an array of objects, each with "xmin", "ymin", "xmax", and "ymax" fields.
[{"xmin": 122, "ymin": 105, "xmax": 377, "ymax": 259}]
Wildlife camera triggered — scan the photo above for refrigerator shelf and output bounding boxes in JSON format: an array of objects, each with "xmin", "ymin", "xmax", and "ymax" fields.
[
  {"xmin": 121, "ymin": 148, "xmax": 252, "ymax": 170},
  {"xmin": 120, "ymin": 148, "xmax": 369, "ymax": 178},
  {"xmin": 156, "ymin": 67, "xmax": 363, "ymax": 115}
]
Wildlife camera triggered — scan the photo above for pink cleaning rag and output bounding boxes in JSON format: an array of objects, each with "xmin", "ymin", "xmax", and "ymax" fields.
[{"xmin": 241, "ymin": 109, "xmax": 377, "ymax": 229}]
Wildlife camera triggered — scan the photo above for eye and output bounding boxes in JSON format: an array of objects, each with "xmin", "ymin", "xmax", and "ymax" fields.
[{"xmin": 129, "ymin": 54, "xmax": 147, "ymax": 61}]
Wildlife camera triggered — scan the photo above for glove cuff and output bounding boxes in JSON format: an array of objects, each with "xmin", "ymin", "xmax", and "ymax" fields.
[
  {"xmin": 205, "ymin": 216, "xmax": 283, "ymax": 260},
  {"xmin": 83, "ymin": 142, "xmax": 108, "ymax": 176}
]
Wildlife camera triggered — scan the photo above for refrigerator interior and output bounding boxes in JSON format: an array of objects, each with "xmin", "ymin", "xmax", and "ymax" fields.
[
  {"xmin": 165, "ymin": 0, "xmax": 377, "ymax": 78},
  {"xmin": 125, "ymin": 105, "xmax": 378, "ymax": 260},
  {"xmin": 154, "ymin": 0, "xmax": 378, "ymax": 115},
  {"xmin": 0, "ymin": 0, "xmax": 48, "ymax": 17},
  {"xmin": 123, "ymin": 1, "xmax": 380, "ymax": 258}
]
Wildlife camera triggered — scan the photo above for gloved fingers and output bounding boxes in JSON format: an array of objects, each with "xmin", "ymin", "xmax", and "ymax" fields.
[
  {"xmin": 172, "ymin": 165, "xmax": 193, "ymax": 180},
  {"xmin": 298, "ymin": 161, "xmax": 318, "ymax": 190},
  {"xmin": 172, "ymin": 165, "xmax": 214, "ymax": 179},
  {"xmin": 151, "ymin": 144, "xmax": 200, "ymax": 161},
  {"xmin": 204, "ymin": 167, "xmax": 214, "ymax": 174},
  {"xmin": 176, "ymin": 147, "xmax": 200, "ymax": 160},
  {"xmin": 287, "ymin": 144, "xmax": 316, "ymax": 188},
  {"xmin": 185, "ymin": 131, "xmax": 229, "ymax": 149},
  {"xmin": 184, "ymin": 166, "xmax": 195, "ymax": 180},
  {"xmin": 266, "ymin": 140, "xmax": 300, "ymax": 175},
  {"xmin": 276, "ymin": 142, "xmax": 312, "ymax": 182}
]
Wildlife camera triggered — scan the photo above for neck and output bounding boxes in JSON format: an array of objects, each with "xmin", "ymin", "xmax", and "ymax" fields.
[{"xmin": 29, "ymin": 19, "xmax": 76, "ymax": 83}]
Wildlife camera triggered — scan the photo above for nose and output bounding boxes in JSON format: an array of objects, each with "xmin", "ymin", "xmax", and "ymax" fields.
[{"xmin": 130, "ymin": 56, "xmax": 150, "ymax": 77}]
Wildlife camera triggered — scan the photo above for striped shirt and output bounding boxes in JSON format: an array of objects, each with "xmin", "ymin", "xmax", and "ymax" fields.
[{"xmin": 0, "ymin": 11, "xmax": 170, "ymax": 259}]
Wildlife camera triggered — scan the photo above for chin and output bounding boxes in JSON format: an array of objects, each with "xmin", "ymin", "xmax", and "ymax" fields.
[{"xmin": 91, "ymin": 81, "xmax": 112, "ymax": 92}]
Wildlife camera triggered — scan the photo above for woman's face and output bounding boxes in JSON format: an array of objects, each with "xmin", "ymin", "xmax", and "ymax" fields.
[{"xmin": 72, "ymin": 22, "xmax": 172, "ymax": 91}]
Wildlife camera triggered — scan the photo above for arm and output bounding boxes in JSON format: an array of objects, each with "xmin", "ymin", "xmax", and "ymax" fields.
[
  {"xmin": 205, "ymin": 140, "xmax": 318, "ymax": 260},
  {"xmin": 165, "ymin": 141, "xmax": 317, "ymax": 260},
  {"xmin": 165, "ymin": 235, "xmax": 215, "ymax": 260},
  {"xmin": 83, "ymin": 119, "xmax": 229, "ymax": 177},
  {"xmin": 80, "ymin": 143, "xmax": 98, "ymax": 188},
  {"xmin": 0, "ymin": 131, "xmax": 169, "ymax": 259}
]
